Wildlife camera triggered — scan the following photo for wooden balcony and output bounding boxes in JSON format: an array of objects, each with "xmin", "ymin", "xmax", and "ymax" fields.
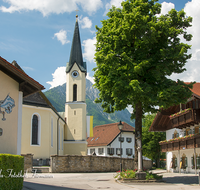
[
  {"xmin": 159, "ymin": 134, "xmax": 200, "ymax": 152},
  {"xmin": 170, "ymin": 109, "xmax": 200, "ymax": 129}
]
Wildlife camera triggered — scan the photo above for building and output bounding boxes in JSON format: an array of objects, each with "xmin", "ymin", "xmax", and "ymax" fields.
[
  {"xmin": 21, "ymin": 91, "xmax": 66, "ymax": 164},
  {"xmin": 150, "ymin": 83, "xmax": 200, "ymax": 174},
  {"xmin": 64, "ymin": 15, "xmax": 87, "ymax": 156},
  {"xmin": 0, "ymin": 57, "xmax": 44, "ymax": 155},
  {"xmin": 87, "ymin": 122, "xmax": 135, "ymax": 158}
]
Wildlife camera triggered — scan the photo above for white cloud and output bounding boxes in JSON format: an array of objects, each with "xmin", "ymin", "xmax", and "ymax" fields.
[
  {"xmin": 46, "ymin": 66, "xmax": 66, "ymax": 89},
  {"xmin": 104, "ymin": 0, "xmax": 123, "ymax": 16},
  {"xmin": 79, "ymin": 16, "xmax": 92, "ymax": 29},
  {"xmin": 170, "ymin": 0, "xmax": 200, "ymax": 83},
  {"xmin": 53, "ymin": 30, "xmax": 70, "ymax": 45},
  {"xmin": 22, "ymin": 66, "xmax": 34, "ymax": 71},
  {"xmin": 160, "ymin": 2, "xmax": 175, "ymax": 15},
  {"xmin": 86, "ymin": 73, "xmax": 95, "ymax": 84},
  {"xmin": 82, "ymin": 37, "xmax": 96, "ymax": 63},
  {"xmin": 0, "ymin": 0, "xmax": 103, "ymax": 16}
]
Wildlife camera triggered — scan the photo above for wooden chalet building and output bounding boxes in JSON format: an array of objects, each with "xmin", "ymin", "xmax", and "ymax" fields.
[{"xmin": 150, "ymin": 83, "xmax": 200, "ymax": 173}]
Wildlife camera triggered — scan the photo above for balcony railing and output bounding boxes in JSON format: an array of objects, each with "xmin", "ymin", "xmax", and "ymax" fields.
[
  {"xmin": 159, "ymin": 134, "xmax": 200, "ymax": 152},
  {"xmin": 170, "ymin": 109, "xmax": 200, "ymax": 129}
]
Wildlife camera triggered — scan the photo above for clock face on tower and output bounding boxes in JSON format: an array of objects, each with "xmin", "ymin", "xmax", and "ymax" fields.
[{"xmin": 72, "ymin": 70, "xmax": 79, "ymax": 78}]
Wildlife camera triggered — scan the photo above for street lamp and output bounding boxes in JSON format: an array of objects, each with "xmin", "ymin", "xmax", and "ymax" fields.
[{"xmin": 118, "ymin": 120, "xmax": 123, "ymax": 172}]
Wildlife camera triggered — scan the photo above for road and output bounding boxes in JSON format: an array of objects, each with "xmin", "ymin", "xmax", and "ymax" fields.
[{"xmin": 23, "ymin": 170, "xmax": 200, "ymax": 190}]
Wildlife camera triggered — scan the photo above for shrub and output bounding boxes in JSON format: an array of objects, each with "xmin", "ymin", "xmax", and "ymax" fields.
[{"xmin": 0, "ymin": 154, "xmax": 24, "ymax": 190}]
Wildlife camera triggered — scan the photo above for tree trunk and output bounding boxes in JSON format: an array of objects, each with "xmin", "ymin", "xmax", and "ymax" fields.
[{"xmin": 134, "ymin": 102, "xmax": 143, "ymax": 170}]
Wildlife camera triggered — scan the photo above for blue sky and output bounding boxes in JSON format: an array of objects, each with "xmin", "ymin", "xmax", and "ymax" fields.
[{"xmin": 0, "ymin": 0, "xmax": 198, "ymax": 93}]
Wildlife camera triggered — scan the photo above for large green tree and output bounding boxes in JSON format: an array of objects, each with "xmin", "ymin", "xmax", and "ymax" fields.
[
  {"xmin": 142, "ymin": 114, "xmax": 165, "ymax": 168},
  {"xmin": 93, "ymin": 0, "xmax": 194, "ymax": 168}
]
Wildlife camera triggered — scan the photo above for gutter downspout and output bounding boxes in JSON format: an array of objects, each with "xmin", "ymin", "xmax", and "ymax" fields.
[
  {"xmin": 194, "ymin": 147, "xmax": 197, "ymax": 175},
  {"xmin": 57, "ymin": 117, "xmax": 59, "ymax": 155}
]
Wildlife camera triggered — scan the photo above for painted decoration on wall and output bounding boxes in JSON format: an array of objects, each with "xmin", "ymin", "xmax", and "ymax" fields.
[{"xmin": 0, "ymin": 94, "xmax": 15, "ymax": 121}]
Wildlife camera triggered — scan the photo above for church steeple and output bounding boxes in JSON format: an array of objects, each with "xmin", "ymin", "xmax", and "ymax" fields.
[{"xmin": 66, "ymin": 15, "xmax": 87, "ymax": 74}]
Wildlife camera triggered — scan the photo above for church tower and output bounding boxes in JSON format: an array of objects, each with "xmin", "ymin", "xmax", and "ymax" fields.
[{"xmin": 64, "ymin": 15, "xmax": 87, "ymax": 155}]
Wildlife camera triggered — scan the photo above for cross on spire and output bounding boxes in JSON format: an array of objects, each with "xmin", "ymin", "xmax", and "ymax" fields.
[{"xmin": 75, "ymin": 9, "xmax": 79, "ymax": 20}]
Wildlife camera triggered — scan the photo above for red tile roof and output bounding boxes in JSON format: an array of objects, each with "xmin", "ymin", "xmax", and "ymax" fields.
[
  {"xmin": 185, "ymin": 82, "xmax": 200, "ymax": 97},
  {"xmin": 87, "ymin": 122, "xmax": 135, "ymax": 147},
  {"xmin": 0, "ymin": 56, "xmax": 44, "ymax": 96}
]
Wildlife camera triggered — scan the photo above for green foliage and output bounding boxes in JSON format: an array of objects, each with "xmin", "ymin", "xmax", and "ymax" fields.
[
  {"xmin": 0, "ymin": 154, "xmax": 24, "ymax": 190},
  {"xmin": 114, "ymin": 169, "xmax": 137, "ymax": 179},
  {"xmin": 93, "ymin": 0, "xmax": 194, "ymax": 118},
  {"xmin": 142, "ymin": 114, "xmax": 166, "ymax": 163},
  {"xmin": 145, "ymin": 171, "xmax": 162, "ymax": 180},
  {"xmin": 114, "ymin": 169, "xmax": 162, "ymax": 180}
]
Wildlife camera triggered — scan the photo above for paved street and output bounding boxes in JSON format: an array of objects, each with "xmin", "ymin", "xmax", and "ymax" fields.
[{"xmin": 23, "ymin": 170, "xmax": 200, "ymax": 190}]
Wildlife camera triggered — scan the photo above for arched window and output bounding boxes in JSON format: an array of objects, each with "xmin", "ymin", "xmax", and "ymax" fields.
[
  {"xmin": 73, "ymin": 84, "xmax": 77, "ymax": 101},
  {"xmin": 31, "ymin": 114, "xmax": 40, "ymax": 145}
]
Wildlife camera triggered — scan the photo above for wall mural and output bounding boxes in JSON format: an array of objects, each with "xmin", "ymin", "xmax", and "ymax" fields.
[{"xmin": 0, "ymin": 94, "xmax": 15, "ymax": 121}]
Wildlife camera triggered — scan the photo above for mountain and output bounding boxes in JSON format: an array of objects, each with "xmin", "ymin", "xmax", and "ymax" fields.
[{"xmin": 44, "ymin": 79, "xmax": 135, "ymax": 127}]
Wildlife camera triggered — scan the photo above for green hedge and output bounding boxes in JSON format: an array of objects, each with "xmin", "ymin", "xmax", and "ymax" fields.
[{"xmin": 0, "ymin": 154, "xmax": 24, "ymax": 190}]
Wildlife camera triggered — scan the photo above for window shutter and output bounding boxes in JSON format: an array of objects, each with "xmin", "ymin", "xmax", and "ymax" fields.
[
  {"xmin": 191, "ymin": 157, "xmax": 194, "ymax": 166},
  {"xmin": 175, "ymin": 158, "xmax": 177, "ymax": 167},
  {"xmin": 197, "ymin": 156, "xmax": 200, "ymax": 167},
  {"xmin": 185, "ymin": 157, "xmax": 188, "ymax": 167}
]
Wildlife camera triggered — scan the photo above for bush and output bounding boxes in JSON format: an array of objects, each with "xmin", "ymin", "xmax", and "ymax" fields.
[
  {"xmin": 0, "ymin": 154, "xmax": 24, "ymax": 190},
  {"xmin": 114, "ymin": 169, "xmax": 163, "ymax": 180}
]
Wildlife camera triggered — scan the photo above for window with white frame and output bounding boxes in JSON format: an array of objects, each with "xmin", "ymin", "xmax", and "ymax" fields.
[
  {"xmin": 98, "ymin": 148, "xmax": 104, "ymax": 155},
  {"xmin": 126, "ymin": 137, "xmax": 132, "ymax": 143},
  {"xmin": 90, "ymin": 148, "xmax": 95, "ymax": 154},
  {"xmin": 118, "ymin": 137, "xmax": 124, "ymax": 142},
  {"xmin": 107, "ymin": 148, "xmax": 114, "ymax": 155},
  {"xmin": 116, "ymin": 148, "xmax": 122, "ymax": 155},
  {"xmin": 126, "ymin": 148, "xmax": 132, "ymax": 156}
]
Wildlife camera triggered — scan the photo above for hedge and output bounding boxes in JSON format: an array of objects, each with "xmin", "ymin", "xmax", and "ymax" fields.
[{"xmin": 0, "ymin": 154, "xmax": 24, "ymax": 190}]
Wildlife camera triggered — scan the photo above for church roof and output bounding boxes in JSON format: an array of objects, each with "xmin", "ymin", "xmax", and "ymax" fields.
[
  {"xmin": 66, "ymin": 18, "xmax": 87, "ymax": 74},
  {"xmin": 0, "ymin": 56, "xmax": 44, "ymax": 97},
  {"xmin": 23, "ymin": 91, "xmax": 66, "ymax": 123},
  {"xmin": 87, "ymin": 122, "xmax": 135, "ymax": 147}
]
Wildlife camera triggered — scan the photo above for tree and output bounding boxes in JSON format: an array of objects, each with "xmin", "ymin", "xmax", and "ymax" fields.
[
  {"xmin": 142, "ymin": 114, "xmax": 165, "ymax": 168},
  {"xmin": 93, "ymin": 0, "xmax": 194, "ymax": 169}
]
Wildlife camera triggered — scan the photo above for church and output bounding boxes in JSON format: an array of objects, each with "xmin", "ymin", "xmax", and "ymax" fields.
[
  {"xmin": 0, "ymin": 15, "xmax": 88, "ymax": 162},
  {"xmin": 20, "ymin": 15, "xmax": 88, "ymax": 161}
]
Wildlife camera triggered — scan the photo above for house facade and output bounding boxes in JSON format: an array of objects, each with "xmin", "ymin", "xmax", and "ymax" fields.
[
  {"xmin": 150, "ymin": 83, "xmax": 200, "ymax": 174},
  {"xmin": 0, "ymin": 57, "xmax": 44, "ymax": 155},
  {"xmin": 87, "ymin": 122, "xmax": 135, "ymax": 158}
]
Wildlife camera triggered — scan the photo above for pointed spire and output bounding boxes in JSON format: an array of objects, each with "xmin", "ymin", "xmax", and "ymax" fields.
[{"xmin": 66, "ymin": 16, "xmax": 87, "ymax": 74}]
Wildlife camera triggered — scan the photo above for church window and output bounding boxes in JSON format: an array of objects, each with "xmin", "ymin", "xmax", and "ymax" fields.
[
  {"xmin": 31, "ymin": 114, "xmax": 40, "ymax": 145},
  {"xmin": 0, "ymin": 128, "xmax": 2, "ymax": 136},
  {"xmin": 74, "ymin": 110, "xmax": 76, "ymax": 115},
  {"xmin": 74, "ymin": 129, "xmax": 76, "ymax": 134},
  {"xmin": 73, "ymin": 84, "xmax": 77, "ymax": 101}
]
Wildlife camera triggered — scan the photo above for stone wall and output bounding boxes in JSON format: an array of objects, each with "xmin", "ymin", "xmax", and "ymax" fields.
[
  {"xmin": 21, "ymin": 154, "xmax": 33, "ymax": 171},
  {"xmin": 50, "ymin": 155, "xmax": 152, "ymax": 173}
]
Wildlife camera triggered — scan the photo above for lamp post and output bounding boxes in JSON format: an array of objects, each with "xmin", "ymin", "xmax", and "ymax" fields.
[{"xmin": 118, "ymin": 120, "xmax": 123, "ymax": 172}]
